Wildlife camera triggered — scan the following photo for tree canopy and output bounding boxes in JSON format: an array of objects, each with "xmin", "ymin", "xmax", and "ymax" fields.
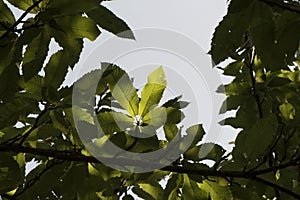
[{"xmin": 1, "ymin": 0, "xmax": 300, "ymax": 199}]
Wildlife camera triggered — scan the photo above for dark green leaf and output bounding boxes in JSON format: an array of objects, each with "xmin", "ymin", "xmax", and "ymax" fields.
[{"xmin": 87, "ymin": 5, "xmax": 135, "ymax": 39}]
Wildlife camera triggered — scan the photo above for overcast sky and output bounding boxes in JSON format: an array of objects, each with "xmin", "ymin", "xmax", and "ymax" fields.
[{"xmin": 65, "ymin": 0, "xmax": 238, "ymax": 151}]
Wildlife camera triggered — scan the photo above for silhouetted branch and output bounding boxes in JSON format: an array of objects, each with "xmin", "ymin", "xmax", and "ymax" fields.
[{"xmin": 0, "ymin": 0, "xmax": 43, "ymax": 40}]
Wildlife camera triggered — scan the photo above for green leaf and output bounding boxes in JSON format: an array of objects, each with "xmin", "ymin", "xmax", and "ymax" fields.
[
  {"xmin": 0, "ymin": 97, "xmax": 38, "ymax": 129},
  {"xmin": 165, "ymin": 107, "xmax": 184, "ymax": 124},
  {"xmin": 163, "ymin": 173, "xmax": 182, "ymax": 200},
  {"xmin": 0, "ymin": 0, "xmax": 15, "ymax": 24},
  {"xmin": 209, "ymin": 11, "xmax": 248, "ymax": 64},
  {"xmin": 182, "ymin": 174, "xmax": 208, "ymax": 199},
  {"xmin": 233, "ymin": 114, "xmax": 278, "ymax": 161},
  {"xmin": 163, "ymin": 123, "xmax": 178, "ymax": 141},
  {"xmin": 49, "ymin": 109, "xmax": 69, "ymax": 134},
  {"xmin": 68, "ymin": 106, "xmax": 95, "ymax": 125},
  {"xmin": 0, "ymin": 152, "xmax": 23, "ymax": 193},
  {"xmin": 7, "ymin": 0, "xmax": 40, "ymax": 13},
  {"xmin": 52, "ymin": 15, "xmax": 100, "ymax": 41},
  {"xmin": 105, "ymin": 65, "xmax": 139, "ymax": 117},
  {"xmin": 143, "ymin": 107, "xmax": 167, "ymax": 128},
  {"xmin": 44, "ymin": 50, "xmax": 69, "ymax": 90},
  {"xmin": 50, "ymin": 27, "xmax": 83, "ymax": 67},
  {"xmin": 87, "ymin": 5, "xmax": 135, "ymax": 39},
  {"xmin": 199, "ymin": 179, "xmax": 233, "ymax": 200},
  {"xmin": 97, "ymin": 111, "xmax": 134, "ymax": 135},
  {"xmin": 162, "ymin": 95, "xmax": 189, "ymax": 109},
  {"xmin": 139, "ymin": 66, "xmax": 166, "ymax": 117},
  {"xmin": 184, "ymin": 143, "xmax": 225, "ymax": 162},
  {"xmin": 19, "ymin": 75, "xmax": 44, "ymax": 100},
  {"xmin": 22, "ymin": 28, "xmax": 51, "ymax": 81},
  {"xmin": 138, "ymin": 183, "xmax": 164, "ymax": 200},
  {"xmin": 279, "ymin": 102, "xmax": 296, "ymax": 121},
  {"xmin": 186, "ymin": 124, "xmax": 206, "ymax": 148},
  {"xmin": 45, "ymin": 0, "xmax": 98, "ymax": 17}
]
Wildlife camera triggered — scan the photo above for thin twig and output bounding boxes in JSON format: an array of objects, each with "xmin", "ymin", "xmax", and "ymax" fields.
[
  {"xmin": 252, "ymin": 176, "xmax": 300, "ymax": 199},
  {"xmin": 0, "ymin": 0, "xmax": 43, "ymax": 40}
]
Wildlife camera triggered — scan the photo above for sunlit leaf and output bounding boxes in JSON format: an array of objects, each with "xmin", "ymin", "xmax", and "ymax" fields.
[{"xmin": 139, "ymin": 66, "xmax": 166, "ymax": 117}]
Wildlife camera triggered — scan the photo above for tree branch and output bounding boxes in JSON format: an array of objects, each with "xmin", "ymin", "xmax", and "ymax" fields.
[
  {"xmin": 258, "ymin": 0, "xmax": 300, "ymax": 14},
  {"xmin": 0, "ymin": 0, "xmax": 43, "ymax": 40},
  {"xmin": 0, "ymin": 143, "xmax": 299, "ymax": 177},
  {"xmin": 253, "ymin": 176, "xmax": 300, "ymax": 199},
  {"xmin": 1, "ymin": 143, "xmax": 300, "ymax": 198}
]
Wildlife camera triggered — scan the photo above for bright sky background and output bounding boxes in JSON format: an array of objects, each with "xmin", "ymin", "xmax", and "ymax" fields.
[
  {"xmin": 7, "ymin": 0, "xmax": 238, "ymax": 154},
  {"xmin": 65, "ymin": 0, "xmax": 238, "ymax": 151}
]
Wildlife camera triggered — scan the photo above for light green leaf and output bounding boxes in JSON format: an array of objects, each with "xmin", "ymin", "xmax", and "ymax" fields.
[
  {"xmin": 199, "ymin": 179, "xmax": 233, "ymax": 200},
  {"xmin": 163, "ymin": 173, "xmax": 182, "ymax": 200},
  {"xmin": 69, "ymin": 106, "xmax": 95, "ymax": 125},
  {"xmin": 182, "ymin": 174, "xmax": 208, "ymax": 199},
  {"xmin": 279, "ymin": 102, "xmax": 295, "ymax": 121},
  {"xmin": 105, "ymin": 65, "xmax": 139, "ymax": 116},
  {"xmin": 139, "ymin": 66, "xmax": 166, "ymax": 117},
  {"xmin": 138, "ymin": 183, "xmax": 164, "ymax": 199},
  {"xmin": 143, "ymin": 107, "xmax": 167, "ymax": 128},
  {"xmin": 87, "ymin": 5, "xmax": 135, "ymax": 39},
  {"xmin": 97, "ymin": 111, "xmax": 133, "ymax": 134}
]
